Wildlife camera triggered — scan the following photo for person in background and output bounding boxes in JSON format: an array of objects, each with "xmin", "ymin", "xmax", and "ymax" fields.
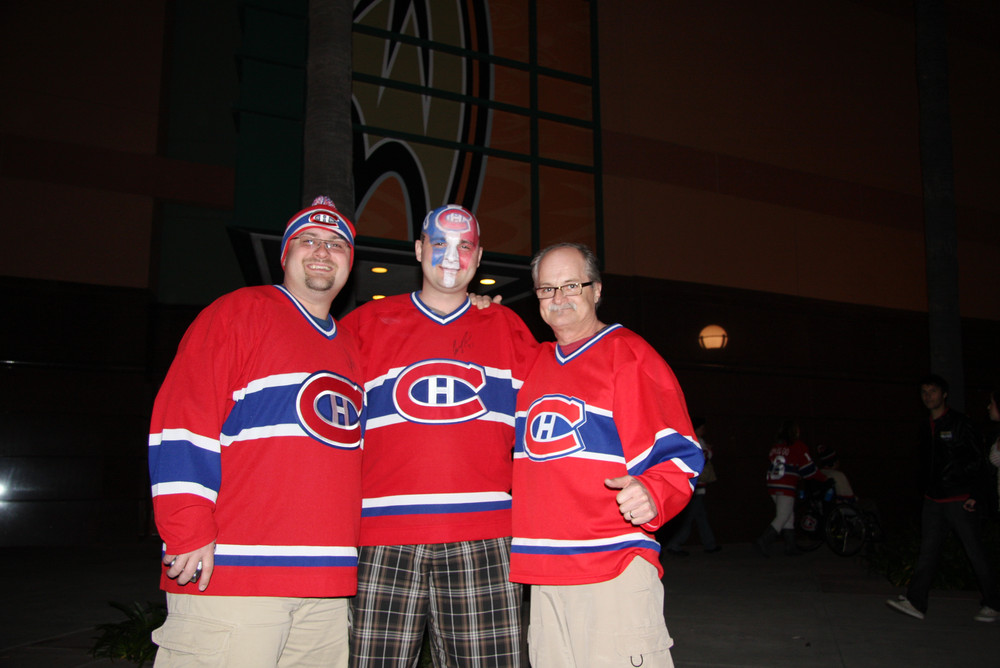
[
  {"xmin": 886, "ymin": 374, "xmax": 1000, "ymax": 623},
  {"xmin": 816, "ymin": 444, "xmax": 856, "ymax": 502},
  {"xmin": 754, "ymin": 420, "xmax": 828, "ymax": 556},
  {"xmin": 148, "ymin": 197, "xmax": 363, "ymax": 667},
  {"xmin": 987, "ymin": 389, "xmax": 1000, "ymax": 514},
  {"xmin": 665, "ymin": 417, "xmax": 721, "ymax": 555}
]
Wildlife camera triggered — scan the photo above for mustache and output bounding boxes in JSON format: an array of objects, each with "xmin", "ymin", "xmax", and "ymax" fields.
[{"xmin": 547, "ymin": 302, "xmax": 577, "ymax": 312}]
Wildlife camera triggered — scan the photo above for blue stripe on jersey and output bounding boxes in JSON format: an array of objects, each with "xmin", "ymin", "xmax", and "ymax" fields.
[
  {"xmin": 511, "ymin": 535, "xmax": 660, "ymax": 556},
  {"xmin": 555, "ymin": 324, "xmax": 622, "ymax": 364},
  {"xmin": 513, "ymin": 408, "xmax": 625, "ymax": 461},
  {"xmin": 361, "ymin": 497, "xmax": 512, "ymax": 517},
  {"xmin": 223, "ymin": 375, "xmax": 361, "ymax": 443},
  {"xmin": 223, "ymin": 381, "xmax": 302, "ymax": 438},
  {"xmin": 627, "ymin": 430, "xmax": 703, "ymax": 478},
  {"xmin": 364, "ymin": 363, "xmax": 518, "ymax": 428},
  {"xmin": 149, "ymin": 435, "xmax": 221, "ymax": 494},
  {"xmin": 214, "ymin": 554, "xmax": 358, "ymax": 568},
  {"xmin": 274, "ymin": 285, "xmax": 338, "ymax": 338},
  {"xmin": 411, "ymin": 292, "xmax": 471, "ymax": 324},
  {"xmin": 798, "ymin": 461, "xmax": 818, "ymax": 478}
]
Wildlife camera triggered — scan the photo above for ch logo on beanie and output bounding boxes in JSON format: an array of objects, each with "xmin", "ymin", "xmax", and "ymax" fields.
[{"xmin": 280, "ymin": 197, "xmax": 357, "ymax": 268}]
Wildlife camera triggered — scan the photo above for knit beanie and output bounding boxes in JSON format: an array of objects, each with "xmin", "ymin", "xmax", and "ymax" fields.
[{"xmin": 280, "ymin": 196, "xmax": 356, "ymax": 269}]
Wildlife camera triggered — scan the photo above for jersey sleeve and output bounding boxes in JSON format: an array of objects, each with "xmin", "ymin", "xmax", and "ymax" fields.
[
  {"xmin": 148, "ymin": 295, "xmax": 249, "ymax": 555},
  {"xmin": 611, "ymin": 338, "xmax": 702, "ymax": 530},
  {"xmin": 795, "ymin": 443, "xmax": 826, "ymax": 482}
]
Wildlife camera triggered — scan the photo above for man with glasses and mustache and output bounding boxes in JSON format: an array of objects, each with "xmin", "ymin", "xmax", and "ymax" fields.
[
  {"xmin": 148, "ymin": 197, "xmax": 363, "ymax": 667},
  {"xmin": 510, "ymin": 242, "xmax": 703, "ymax": 668}
]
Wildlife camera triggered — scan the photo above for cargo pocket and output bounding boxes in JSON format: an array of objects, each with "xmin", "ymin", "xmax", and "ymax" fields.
[
  {"xmin": 152, "ymin": 613, "xmax": 235, "ymax": 657},
  {"xmin": 614, "ymin": 625, "xmax": 673, "ymax": 661}
]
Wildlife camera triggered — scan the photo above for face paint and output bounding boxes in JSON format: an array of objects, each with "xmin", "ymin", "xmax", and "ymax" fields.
[{"xmin": 422, "ymin": 205, "xmax": 480, "ymax": 288}]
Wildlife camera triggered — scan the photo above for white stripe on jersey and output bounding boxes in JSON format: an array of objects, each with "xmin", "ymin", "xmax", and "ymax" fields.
[
  {"xmin": 214, "ymin": 543, "xmax": 357, "ymax": 558},
  {"xmin": 512, "ymin": 531, "xmax": 657, "ymax": 550},
  {"xmin": 150, "ymin": 429, "xmax": 221, "ymax": 453},
  {"xmin": 363, "ymin": 491, "xmax": 511, "ymax": 509},
  {"xmin": 513, "ymin": 450, "xmax": 624, "ymax": 464},
  {"xmin": 151, "ymin": 481, "xmax": 219, "ymax": 502},
  {"xmin": 220, "ymin": 423, "xmax": 306, "ymax": 446},
  {"xmin": 232, "ymin": 372, "xmax": 310, "ymax": 401}
]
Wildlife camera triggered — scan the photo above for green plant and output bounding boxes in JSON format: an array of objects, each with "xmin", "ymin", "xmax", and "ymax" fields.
[{"xmin": 90, "ymin": 600, "xmax": 166, "ymax": 667}]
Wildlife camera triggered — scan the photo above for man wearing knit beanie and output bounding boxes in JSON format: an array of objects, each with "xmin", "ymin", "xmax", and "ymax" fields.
[
  {"xmin": 148, "ymin": 197, "xmax": 363, "ymax": 667},
  {"xmin": 280, "ymin": 195, "xmax": 357, "ymax": 270}
]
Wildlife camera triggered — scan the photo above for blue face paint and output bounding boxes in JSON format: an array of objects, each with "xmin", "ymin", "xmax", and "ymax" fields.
[{"xmin": 421, "ymin": 205, "xmax": 481, "ymax": 287}]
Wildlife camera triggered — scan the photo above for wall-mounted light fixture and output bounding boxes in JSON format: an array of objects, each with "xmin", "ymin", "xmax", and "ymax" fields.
[{"xmin": 698, "ymin": 324, "xmax": 728, "ymax": 350}]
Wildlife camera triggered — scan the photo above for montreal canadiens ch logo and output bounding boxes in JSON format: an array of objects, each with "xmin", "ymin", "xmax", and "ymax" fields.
[
  {"xmin": 523, "ymin": 395, "xmax": 587, "ymax": 461},
  {"xmin": 393, "ymin": 359, "xmax": 487, "ymax": 424},
  {"xmin": 437, "ymin": 208, "xmax": 473, "ymax": 234},
  {"xmin": 309, "ymin": 210, "xmax": 353, "ymax": 245},
  {"xmin": 295, "ymin": 371, "xmax": 363, "ymax": 449}
]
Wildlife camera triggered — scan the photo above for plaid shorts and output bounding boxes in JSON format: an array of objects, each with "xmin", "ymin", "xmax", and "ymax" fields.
[{"xmin": 349, "ymin": 538, "xmax": 523, "ymax": 667}]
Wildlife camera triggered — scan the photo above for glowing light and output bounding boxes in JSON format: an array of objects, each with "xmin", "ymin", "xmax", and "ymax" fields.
[
  {"xmin": 371, "ymin": 267, "xmax": 388, "ymax": 274},
  {"xmin": 372, "ymin": 295, "xmax": 386, "ymax": 300},
  {"xmin": 479, "ymin": 278, "xmax": 496, "ymax": 286},
  {"xmin": 698, "ymin": 325, "xmax": 728, "ymax": 350}
]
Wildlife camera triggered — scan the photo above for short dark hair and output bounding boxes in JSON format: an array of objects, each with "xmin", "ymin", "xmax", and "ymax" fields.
[
  {"xmin": 919, "ymin": 374, "xmax": 949, "ymax": 395},
  {"xmin": 775, "ymin": 419, "xmax": 800, "ymax": 445}
]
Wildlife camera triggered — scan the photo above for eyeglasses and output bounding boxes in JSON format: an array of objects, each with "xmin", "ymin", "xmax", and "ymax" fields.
[
  {"xmin": 293, "ymin": 235, "xmax": 347, "ymax": 252},
  {"xmin": 534, "ymin": 282, "xmax": 594, "ymax": 299}
]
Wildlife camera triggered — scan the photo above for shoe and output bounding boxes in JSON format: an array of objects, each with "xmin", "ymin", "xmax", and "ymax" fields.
[
  {"xmin": 704, "ymin": 546, "xmax": 722, "ymax": 553},
  {"xmin": 886, "ymin": 596, "xmax": 924, "ymax": 620},
  {"xmin": 780, "ymin": 529, "xmax": 800, "ymax": 556},
  {"xmin": 974, "ymin": 606, "xmax": 999, "ymax": 622},
  {"xmin": 665, "ymin": 548, "xmax": 689, "ymax": 557},
  {"xmin": 753, "ymin": 526, "xmax": 778, "ymax": 557}
]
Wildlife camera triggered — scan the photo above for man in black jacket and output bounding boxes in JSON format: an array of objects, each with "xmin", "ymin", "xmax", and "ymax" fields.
[{"xmin": 887, "ymin": 374, "xmax": 1000, "ymax": 622}]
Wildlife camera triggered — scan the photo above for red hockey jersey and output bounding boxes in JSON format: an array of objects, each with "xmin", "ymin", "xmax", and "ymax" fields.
[
  {"xmin": 149, "ymin": 285, "xmax": 364, "ymax": 597},
  {"xmin": 510, "ymin": 325, "xmax": 702, "ymax": 585},
  {"xmin": 766, "ymin": 440, "xmax": 823, "ymax": 497},
  {"xmin": 340, "ymin": 292, "xmax": 538, "ymax": 546}
]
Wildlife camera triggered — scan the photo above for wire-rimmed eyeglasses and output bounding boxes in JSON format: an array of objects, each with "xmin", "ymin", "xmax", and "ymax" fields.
[
  {"xmin": 293, "ymin": 235, "xmax": 348, "ymax": 252},
  {"xmin": 534, "ymin": 282, "xmax": 594, "ymax": 299}
]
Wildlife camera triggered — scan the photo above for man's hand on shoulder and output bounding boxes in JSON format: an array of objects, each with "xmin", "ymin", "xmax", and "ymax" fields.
[{"xmin": 469, "ymin": 293, "xmax": 503, "ymax": 309}]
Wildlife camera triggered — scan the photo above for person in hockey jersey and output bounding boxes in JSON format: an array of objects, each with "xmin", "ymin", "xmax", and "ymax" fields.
[
  {"xmin": 753, "ymin": 419, "xmax": 829, "ymax": 557},
  {"xmin": 510, "ymin": 242, "xmax": 703, "ymax": 668},
  {"xmin": 147, "ymin": 197, "xmax": 364, "ymax": 667},
  {"xmin": 342, "ymin": 205, "xmax": 538, "ymax": 667}
]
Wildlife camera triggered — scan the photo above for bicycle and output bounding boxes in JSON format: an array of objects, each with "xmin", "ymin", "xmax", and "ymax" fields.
[{"xmin": 793, "ymin": 483, "xmax": 879, "ymax": 557}]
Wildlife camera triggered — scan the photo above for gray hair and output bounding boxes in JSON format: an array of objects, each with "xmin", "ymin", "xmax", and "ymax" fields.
[{"xmin": 530, "ymin": 242, "xmax": 602, "ymax": 286}]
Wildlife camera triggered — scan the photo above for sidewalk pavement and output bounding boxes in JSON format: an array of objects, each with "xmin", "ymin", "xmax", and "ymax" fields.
[{"xmin": 1, "ymin": 538, "xmax": 998, "ymax": 667}]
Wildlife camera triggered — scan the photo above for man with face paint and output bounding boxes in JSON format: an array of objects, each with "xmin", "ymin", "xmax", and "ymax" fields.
[
  {"xmin": 148, "ymin": 197, "xmax": 363, "ymax": 667},
  {"xmin": 510, "ymin": 242, "xmax": 703, "ymax": 668},
  {"xmin": 341, "ymin": 204, "xmax": 538, "ymax": 667}
]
